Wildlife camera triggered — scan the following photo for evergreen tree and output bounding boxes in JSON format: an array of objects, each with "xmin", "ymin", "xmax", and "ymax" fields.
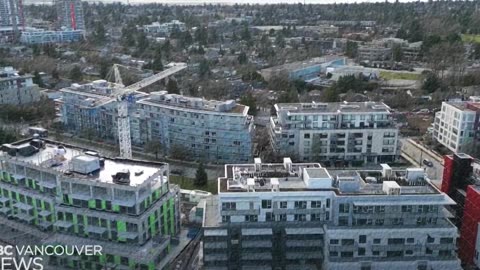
[
  {"xmin": 69, "ymin": 66, "xmax": 83, "ymax": 82},
  {"xmin": 240, "ymin": 92, "xmax": 258, "ymax": 116},
  {"xmin": 166, "ymin": 79, "xmax": 179, "ymax": 94},
  {"xmin": 194, "ymin": 162, "xmax": 208, "ymax": 186},
  {"xmin": 33, "ymin": 71, "xmax": 44, "ymax": 87}
]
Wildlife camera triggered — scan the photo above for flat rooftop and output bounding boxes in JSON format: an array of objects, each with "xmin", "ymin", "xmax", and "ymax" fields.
[
  {"xmin": 219, "ymin": 159, "xmax": 440, "ymax": 195},
  {"xmin": 447, "ymin": 101, "xmax": 480, "ymax": 112},
  {"xmin": 0, "ymin": 138, "xmax": 166, "ymax": 187},
  {"xmin": 261, "ymin": 56, "xmax": 344, "ymax": 73},
  {"xmin": 138, "ymin": 91, "xmax": 248, "ymax": 114},
  {"xmin": 275, "ymin": 101, "xmax": 391, "ymax": 114}
]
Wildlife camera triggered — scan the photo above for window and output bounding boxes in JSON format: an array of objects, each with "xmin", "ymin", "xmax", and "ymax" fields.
[
  {"xmin": 294, "ymin": 201, "xmax": 307, "ymax": 209},
  {"xmin": 439, "ymin": 250, "xmax": 451, "ymax": 257},
  {"xmin": 326, "ymin": 199, "xmax": 330, "ymax": 208},
  {"xmin": 339, "ymin": 203, "xmax": 350, "ymax": 213},
  {"xmin": 294, "ymin": 214, "xmax": 306, "ymax": 221},
  {"xmin": 361, "ymin": 266, "xmax": 371, "ymax": 270},
  {"xmin": 340, "ymin": 252, "xmax": 353, "ymax": 258},
  {"xmin": 339, "ymin": 217, "xmax": 349, "ymax": 226},
  {"xmin": 387, "ymin": 251, "xmax": 403, "ymax": 257},
  {"xmin": 359, "ymin": 235, "xmax": 367, "ymax": 244},
  {"xmin": 375, "ymin": 219, "xmax": 384, "ymax": 226},
  {"xmin": 329, "ymin": 251, "xmax": 338, "ymax": 257},
  {"xmin": 262, "ymin": 200, "xmax": 272, "ymax": 209},
  {"xmin": 266, "ymin": 212, "xmax": 274, "ymax": 222},
  {"xmin": 405, "ymin": 250, "xmax": 414, "ymax": 256},
  {"xmin": 392, "ymin": 218, "xmax": 403, "ymax": 225},
  {"xmin": 425, "ymin": 248, "xmax": 433, "ymax": 255},
  {"xmin": 372, "ymin": 251, "xmax": 380, "ymax": 256},
  {"xmin": 388, "ymin": 238, "xmax": 405, "ymax": 245},
  {"xmin": 279, "ymin": 201, "xmax": 288, "ymax": 208},
  {"xmin": 222, "ymin": 215, "xmax": 230, "ymax": 223},
  {"xmin": 245, "ymin": 215, "xmax": 258, "ymax": 222},
  {"xmin": 304, "ymin": 133, "xmax": 310, "ymax": 139},
  {"xmin": 277, "ymin": 214, "xmax": 287, "ymax": 221},
  {"xmin": 311, "ymin": 201, "xmax": 321, "ymax": 208},
  {"xmin": 402, "ymin": 205, "xmax": 413, "ymax": 212},
  {"xmin": 222, "ymin": 202, "xmax": 236, "ymax": 210},
  {"xmin": 440, "ymin": 237, "xmax": 453, "ymax": 244},
  {"xmin": 330, "ymin": 239, "xmax": 339, "ymax": 245},
  {"xmin": 341, "ymin": 239, "xmax": 354, "ymax": 246},
  {"xmin": 373, "ymin": 239, "xmax": 381, "ymax": 244},
  {"xmin": 311, "ymin": 214, "xmax": 321, "ymax": 221},
  {"xmin": 358, "ymin": 247, "xmax": 366, "ymax": 256},
  {"xmin": 407, "ymin": 238, "xmax": 415, "ymax": 244},
  {"xmin": 427, "ymin": 236, "xmax": 435, "ymax": 243}
]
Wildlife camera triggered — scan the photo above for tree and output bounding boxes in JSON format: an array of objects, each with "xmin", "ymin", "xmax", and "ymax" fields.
[
  {"xmin": 392, "ymin": 44, "xmax": 403, "ymax": 62},
  {"xmin": 240, "ymin": 92, "xmax": 258, "ymax": 116},
  {"xmin": 322, "ymin": 87, "xmax": 340, "ymax": 102},
  {"xmin": 166, "ymin": 79, "xmax": 179, "ymax": 94},
  {"xmin": 69, "ymin": 66, "xmax": 83, "ymax": 82},
  {"xmin": 136, "ymin": 32, "xmax": 149, "ymax": 54},
  {"xmin": 150, "ymin": 48, "xmax": 163, "ymax": 71},
  {"xmin": 345, "ymin": 41, "xmax": 358, "ymax": 58},
  {"xmin": 93, "ymin": 22, "xmax": 106, "ymax": 44},
  {"xmin": 170, "ymin": 144, "xmax": 188, "ymax": 160},
  {"xmin": 0, "ymin": 128, "xmax": 17, "ymax": 145},
  {"xmin": 145, "ymin": 141, "xmax": 162, "ymax": 159},
  {"xmin": 33, "ymin": 71, "xmax": 44, "ymax": 87},
  {"xmin": 199, "ymin": 59, "xmax": 210, "ymax": 78},
  {"xmin": 422, "ymin": 73, "xmax": 441, "ymax": 93},
  {"xmin": 275, "ymin": 32, "xmax": 286, "ymax": 48},
  {"xmin": 237, "ymin": 51, "xmax": 248, "ymax": 65},
  {"xmin": 194, "ymin": 162, "xmax": 208, "ymax": 186}
]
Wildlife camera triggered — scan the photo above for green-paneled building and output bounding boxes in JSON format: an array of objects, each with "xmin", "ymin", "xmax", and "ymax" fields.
[{"xmin": 0, "ymin": 138, "xmax": 181, "ymax": 270}]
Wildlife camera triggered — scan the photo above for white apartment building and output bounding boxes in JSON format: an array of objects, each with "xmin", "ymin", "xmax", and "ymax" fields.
[
  {"xmin": 269, "ymin": 102, "xmax": 398, "ymax": 166},
  {"xmin": 433, "ymin": 101, "xmax": 480, "ymax": 153},
  {"xmin": 202, "ymin": 158, "xmax": 460, "ymax": 270},
  {"xmin": 143, "ymin": 20, "xmax": 186, "ymax": 36},
  {"xmin": 0, "ymin": 66, "xmax": 43, "ymax": 105}
]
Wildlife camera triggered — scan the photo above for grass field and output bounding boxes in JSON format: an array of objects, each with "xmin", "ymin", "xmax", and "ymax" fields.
[
  {"xmin": 461, "ymin": 34, "xmax": 480, "ymax": 44},
  {"xmin": 379, "ymin": 71, "xmax": 422, "ymax": 81},
  {"xmin": 169, "ymin": 175, "xmax": 218, "ymax": 194}
]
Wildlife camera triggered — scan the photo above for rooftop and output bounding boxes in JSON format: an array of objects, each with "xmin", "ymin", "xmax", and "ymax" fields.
[
  {"xmin": 138, "ymin": 91, "xmax": 249, "ymax": 114},
  {"xmin": 261, "ymin": 56, "xmax": 345, "ymax": 73},
  {"xmin": 275, "ymin": 101, "xmax": 391, "ymax": 114},
  {"xmin": 219, "ymin": 158, "xmax": 440, "ymax": 195},
  {"xmin": 446, "ymin": 101, "xmax": 480, "ymax": 112},
  {"xmin": 0, "ymin": 138, "xmax": 166, "ymax": 187}
]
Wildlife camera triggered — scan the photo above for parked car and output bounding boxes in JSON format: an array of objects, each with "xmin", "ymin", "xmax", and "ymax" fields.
[{"xmin": 423, "ymin": 159, "xmax": 433, "ymax": 167}]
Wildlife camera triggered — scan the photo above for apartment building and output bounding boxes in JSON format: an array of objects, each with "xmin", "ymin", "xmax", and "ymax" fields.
[
  {"xmin": 0, "ymin": 137, "xmax": 180, "ymax": 270},
  {"xmin": 142, "ymin": 20, "xmax": 187, "ymax": 37},
  {"xmin": 0, "ymin": 66, "xmax": 43, "ymax": 105},
  {"xmin": 358, "ymin": 46, "xmax": 391, "ymax": 62},
  {"xmin": 202, "ymin": 158, "xmax": 460, "ymax": 270},
  {"xmin": 433, "ymin": 101, "xmax": 480, "ymax": 153},
  {"xmin": 260, "ymin": 56, "xmax": 346, "ymax": 81},
  {"xmin": 56, "ymin": 0, "xmax": 85, "ymax": 30},
  {"xmin": 136, "ymin": 91, "xmax": 254, "ymax": 163},
  {"xmin": 59, "ymin": 82, "xmax": 254, "ymax": 163},
  {"xmin": 20, "ymin": 29, "xmax": 85, "ymax": 44},
  {"xmin": 0, "ymin": 0, "xmax": 22, "ymax": 27},
  {"xmin": 269, "ymin": 102, "xmax": 398, "ymax": 165}
]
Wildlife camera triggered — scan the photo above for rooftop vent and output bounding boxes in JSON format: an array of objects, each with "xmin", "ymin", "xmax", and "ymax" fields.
[
  {"xmin": 71, "ymin": 155, "xmax": 100, "ymax": 175},
  {"xmin": 112, "ymin": 170, "xmax": 130, "ymax": 185}
]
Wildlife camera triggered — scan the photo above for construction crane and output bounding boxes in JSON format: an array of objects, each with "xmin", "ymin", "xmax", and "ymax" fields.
[{"xmin": 108, "ymin": 63, "xmax": 187, "ymax": 159}]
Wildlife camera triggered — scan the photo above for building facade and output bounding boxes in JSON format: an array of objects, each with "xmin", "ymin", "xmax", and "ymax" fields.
[
  {"xmin": 0, "ymin": 137, "xmax": 180, "ymax": 269},
  {"xmin": 358, "ymin": 46, "xmax": 391, "ymax": 62},
  {"xmin": 59, "ymin": 82, "xmax": 254, "ymax": 164},
  {"xmin": 260, "ymin": 57, "xmax": 346, "ymax": 81},
  {"xmin": 20, "ymin": 29, "xmax": 85, "ymax": 44},
  {"xmin": 433, "ymin": 101, "xmax": 480, "ymax": 153},
  {"xmin": 202, "ymin": 158, "xmax": 460, "ymax": 270},
  {"xmin": 55, "ymin": 0, "xmax": 85, "ymax": 30},
  {"xmin": 0, "ymin": 66, "xmax": 43, "ymax": 105},
  {"xmin": 142, "ymin": 20, "xmax": 186, "ymax": 37},
  {"xmin": 269, "ymin": 102, "xmax": 398, "ymax": 165},
  {"xmin": 0, "ymin": 0, "xmax": 22, "ymax": 27}
]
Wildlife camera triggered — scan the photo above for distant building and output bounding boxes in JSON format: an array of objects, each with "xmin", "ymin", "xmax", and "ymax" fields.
[
  {"xmin": 0, "ymin": 0, "xmax": 23, "ymax": 28},
  {"xmin": 358, "ymin": 45, "xmax": 392, "ymax": 62},
  {"xmin": 20, "ymin": 29, "xmax": 84, "ymax": 44},
  {"xmin": 328, "ymin": 65, "xmax": 379, "ymax": 81},
  {"xmin": 0, "ymin": 66, "xmax": 43, "ymax": 105},
  {"xmin": 202, "ymin": 158, "xmax": 460, "ymax": 270},
  {"xmin": 142, "ymin": 20, "xmax": 186, "ymax": 37},
  {"xmin": 55, "ymin": 0, "xmax": 85, "ymax": 30},
  {"xmin": 269, "ymin": 102, "xmax": 398, "ymax": 165},
  {"xmin": 260, "ymin": 56, "xmax": 346, "ymax": 81},
  {"xmin": 433, "ymin": 101, "xmax": 480, "ymax": 153}
]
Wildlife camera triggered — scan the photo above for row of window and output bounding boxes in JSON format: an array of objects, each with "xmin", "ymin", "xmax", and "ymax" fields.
[{"xmin": 221, "ymin": 213, "xmax": 331, "ymax": 223}]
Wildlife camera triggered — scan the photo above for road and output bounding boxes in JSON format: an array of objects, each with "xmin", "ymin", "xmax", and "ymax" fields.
[{"xmin": 400, "ymin": 138, "xmax": 444, "ymax": 186}]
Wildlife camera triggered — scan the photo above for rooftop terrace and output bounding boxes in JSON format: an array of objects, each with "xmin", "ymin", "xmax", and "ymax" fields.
[
  {"xmin": 275, "ymin": 101, "xmax": 391, "ymax": 114},
  {"xmin": 0, "ymin": 138, "xmax": 167, "ymax": 187}
]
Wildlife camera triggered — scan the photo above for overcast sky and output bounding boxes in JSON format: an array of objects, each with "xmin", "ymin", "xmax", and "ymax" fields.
[{"xmin": 26, "ymin": 0, "xmax": 424, "ymax": 5}]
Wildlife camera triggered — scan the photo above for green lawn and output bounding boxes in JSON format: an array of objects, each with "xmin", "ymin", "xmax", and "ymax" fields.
[
  {"xmin": 169, "ymin": 175, "xmax": 218, "ymax": 194},
  {"xmin": 380, "ymin": 71, "xmax": 422, "ymax": 81},
  {"xmin": 461, "ymin": 34, "xmax": 480, "ymax": 44}
]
